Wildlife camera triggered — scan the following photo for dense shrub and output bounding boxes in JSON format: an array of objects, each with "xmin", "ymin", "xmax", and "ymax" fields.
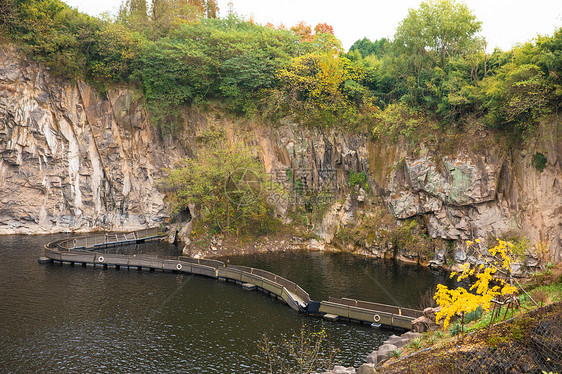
[{"xmin": 3, "ymin": 0, "xmax": 560, "ymax": 136}]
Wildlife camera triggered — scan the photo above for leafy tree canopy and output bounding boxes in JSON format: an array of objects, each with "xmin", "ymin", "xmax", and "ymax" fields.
[
  {"xmin": 394, "ymin": 0, "xmax": 482, "ymax": 67},
  {"xmin": 349, "ymin": 37, "xmax": 388, "ymax": 59},
  {"xmin": 2, "ymin": 0, "xmax": 560, "ymax": 137}
]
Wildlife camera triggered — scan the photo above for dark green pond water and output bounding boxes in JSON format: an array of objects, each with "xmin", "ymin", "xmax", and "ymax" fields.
[{"xmin": 0, "ymin": 235, "xmax": 452, "ymax": 373}]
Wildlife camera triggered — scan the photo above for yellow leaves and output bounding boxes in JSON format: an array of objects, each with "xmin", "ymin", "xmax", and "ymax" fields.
[
  {"xmin": 466, "ymin": 238, "xmax": 480, "ymax": 247},
  {"xmin": 435, "ymin": 285, "xmax": 485, "ymax": 330},
  {"xmin": 501, "ymin": 284, "xmax": 518, "ymax": 295},
  {"xmin": 435, "ymin": 237, "xmax": 520, "ymax": 330}
]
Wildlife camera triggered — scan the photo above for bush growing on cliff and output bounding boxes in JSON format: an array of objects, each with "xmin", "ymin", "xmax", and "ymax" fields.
[
  {"xmin": 137, "ymin": 17, "xmax": 299, "ymax": 131},
  {"xmin": 163, "ymin": 132, "xmax": 279, "ymax": 236},
  {"xmin": 390, "ymin": 218, "xmax": 433, "ymax": 259},
  {"xmin": 4, "ymin": 0, "xmax": 101, "ymax": 78},
  {"xmin": 532, "ymin": 152, "xmax": 548, "ymax": 172}
]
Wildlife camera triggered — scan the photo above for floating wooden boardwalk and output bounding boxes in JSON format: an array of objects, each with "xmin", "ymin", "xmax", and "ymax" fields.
[{"xmin": 42, "ymin": 227, "xmax": 422, "ymax": 330}]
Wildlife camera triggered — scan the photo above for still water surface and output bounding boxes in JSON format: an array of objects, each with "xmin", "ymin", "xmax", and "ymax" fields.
[{"xmin": 0, "ymin": 235, "xmax": 452, "ymax": 373}]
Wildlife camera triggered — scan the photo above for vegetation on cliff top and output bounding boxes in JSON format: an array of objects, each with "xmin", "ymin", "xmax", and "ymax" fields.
[
  {"xmin": 1, "ymin": 0, "xmax": 560, "ymax": 138},
  {"xmin": 163, "ymin": 128, "xmax": 279, "ymax": 236}
]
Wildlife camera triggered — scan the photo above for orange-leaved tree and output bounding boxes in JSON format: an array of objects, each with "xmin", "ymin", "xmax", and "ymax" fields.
[{"xmin": 434, "ymin": 239, "xmax": 519, "ymax": 332}]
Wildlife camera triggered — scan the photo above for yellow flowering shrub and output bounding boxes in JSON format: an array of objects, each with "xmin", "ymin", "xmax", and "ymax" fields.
[{"xmin": 434, "ymin": 239, "xmax": 519, "ymax": 330}]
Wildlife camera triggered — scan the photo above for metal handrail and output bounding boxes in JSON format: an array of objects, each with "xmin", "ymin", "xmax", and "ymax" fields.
[
  {"xmin": 44, "ymin": 227, "xmax": 423, "ymax": 328},
  {"xmin": 55, "ymin": 227, "xmax": 165, "ymax": 251}
]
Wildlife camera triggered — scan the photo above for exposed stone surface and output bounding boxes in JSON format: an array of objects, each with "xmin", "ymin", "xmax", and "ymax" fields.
[
  {"xmin": 364, "ymin": 330, "xmax": 423, "ymax": 367},
  {"xmin": 0, "ymin": 45, "xmax": 560, "ymax": 263},
  {"xmin": 371, "ymin": 343, "xmax": 398, "ymax": 365},
  {"xmin": 384, "ymin": 334, "xmax": 412, "ymax": 349},
  {"xmin": 329, "ymin": 365, "xmax": 356, "ymax": 374},
  {"xmin": 0, "ymin": 46, "xmax": 183, "ymax": 233},
  {"xmin": 356, "ymin": 363, "xmax": 376, "ymax": 374},
  {"xmin": 314, "ymin": 194, "xmax": 355, "ymax": 243},
  {"xmin": 368, "ymin": 135, "xmax": 562, "ymax": 261}
]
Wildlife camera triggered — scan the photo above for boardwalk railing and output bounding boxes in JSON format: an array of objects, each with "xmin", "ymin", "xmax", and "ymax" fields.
[
  {"xmin": 43, "ymin": 228, "xmax": 421, "ymax": 330},
  {"xmin": 227, "ymin": 265, "xmax": 311, "ymax": 305},
  {"xmin": 58, "ymin": 228, "xmax": 162, "ymax": 251},
  {"xmin": 328, "ymin": 297, "xmax": 424, "ymax": 319},
  {"xmin": 317, "ymin": 297, "xmax": 424, "ymax": 330}
]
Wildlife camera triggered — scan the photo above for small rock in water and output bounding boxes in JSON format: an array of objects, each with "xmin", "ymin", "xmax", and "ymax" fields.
[
  {"xmin": 357, "ymin": 363, "xmax": 376, "ymax": 374},
  {"xmin": 331, "ymin": 365, "xmax": 356, "ymax": 374}
]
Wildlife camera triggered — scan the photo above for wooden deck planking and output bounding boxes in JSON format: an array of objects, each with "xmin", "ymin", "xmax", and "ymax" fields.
[{"xmin": 43, "ymin": 227, "xmax": 421, "ymax": 330}]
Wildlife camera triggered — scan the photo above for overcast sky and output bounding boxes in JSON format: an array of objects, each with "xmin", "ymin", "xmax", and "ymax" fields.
[{"xmin": 63, "ymin": 0, "xmax": 561, "ymax": 51}]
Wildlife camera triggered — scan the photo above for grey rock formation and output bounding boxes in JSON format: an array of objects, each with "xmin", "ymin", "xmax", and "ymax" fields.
[
  {"xmin": 370, "ymin": 137, "xmax": 561, "ymax": 261},
  {"xmin": 1, "ymin": 45, "xmax": 560, "ymax": 263},
  {"xmin": 356, "ymin": 363, "xmax": 376, "ymax": 374},
  {"xmin": 370, "ymin": 343, "xmax": 398, "ymax": 365},
  {"xmin": 0, "ymin": 46, "xmax": 182, "ymax": 233},
  {"xmin": 384, "ymin": 334, "xmax": 413, "ymax": 349},
  {"xmin": 365, "ymin": 330, "xmax": 422, "ymax": 367},
  {"xmin": 330, "ymin": 365, "xmax": 356, "ymax": 374},
  {"xmin": 412, "ymin": 307, "xmax": 441, "ymax": 332}
]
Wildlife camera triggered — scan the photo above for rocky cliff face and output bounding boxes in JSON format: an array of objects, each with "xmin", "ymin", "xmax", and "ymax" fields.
[
  {"xmin": 367, "ymin": 134, "xmax": 562, "ymax": 263},
  {"xmin": 233, "ymin": 118, "xmax": 561, "ymax": 263},
  {"xmin": 1, "ymin": 46, "xmax": 560, "ymax": 262},
  {"xmin": 0, "ymin": 46, "xmax": 183, "ymax": 233}
]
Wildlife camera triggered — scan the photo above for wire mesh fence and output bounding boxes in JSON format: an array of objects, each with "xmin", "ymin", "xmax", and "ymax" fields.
[{"xmin": 378, "ymin": 303, "xmax": 561, "ymax": 374}]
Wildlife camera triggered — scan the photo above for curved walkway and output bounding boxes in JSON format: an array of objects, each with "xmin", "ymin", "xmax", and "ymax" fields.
[{"xmin": 42, "ymin": 228, "xmax": 422, "ymax": 330}]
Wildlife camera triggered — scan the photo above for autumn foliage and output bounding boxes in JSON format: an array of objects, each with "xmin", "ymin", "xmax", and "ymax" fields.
[
  {"xmin": 290, "ymin": 21, "xmax": 335, "ymax": 42},
  {"xmin": 434, "ymin": 239, "xmax": 519, "ymax": 330},
  {"xmin": 290, "ymin": 21, "xmax": 313, "ymax": 41},
  {"xmin": 3, "ymin": 0, "xmax": 560, "ymax": 136},
  {"xmin": 314, "ymin": 23, "xmax": 334, "ymax": 35}
]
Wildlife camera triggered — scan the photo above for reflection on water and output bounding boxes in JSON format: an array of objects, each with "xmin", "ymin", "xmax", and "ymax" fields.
[
  {"xmin": 219, "ymin": 251, "xmax": 453, "ymax": 308},
  {"xmin": 0, "ymin": 235, "xmax": 452, "ymax": 373}
]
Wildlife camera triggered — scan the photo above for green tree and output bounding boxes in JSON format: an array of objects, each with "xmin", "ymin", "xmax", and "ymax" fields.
[
  {"xmin": 219, "ymin": 50, "xmax": 284, "ymax": 113},
  {"xmin": 117, "ymin": 0, "xmax": 149, "ymax": 31},
  {"xmin": 394, "ymin": 0, "xmax": 482, "ymax": 69},
  {"xmin": 535, "ymin": 28, "xmax": 562, "ymax": 108},
  {"xmin": 88, "ymin": 22, "xmax": 142, "ymax": 83},
  {"xmin": 349, "ymin": 37, "xmax": 388, "ymax": 59},
  {"xmin": 138, "ymin": 38, "xmax": 211, "ymax": 131},
  {"xmin": 136, "ymin": 16, "xmax": 298, "ymax": 130},
  {"xmin": 480, "ymin": 62, "xmax": 550, "ymax": 134},
  {"xmin": 0, "ymin": 0, "xmax": 17, "ymax": 34},
  {"xmin": 118, "ymin": 0, "xmax": 200, "ymax": 38},
  {"xmin": 164, "ymin": 132, "xmax": 278, "ymax": 236},
  {"xmin": 11, "ymin": 0, "xmax": 101, "ymax": 77},
  {"xmin": 390, "ymin": 0, "xmax": 482, "ymax": 109}
]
